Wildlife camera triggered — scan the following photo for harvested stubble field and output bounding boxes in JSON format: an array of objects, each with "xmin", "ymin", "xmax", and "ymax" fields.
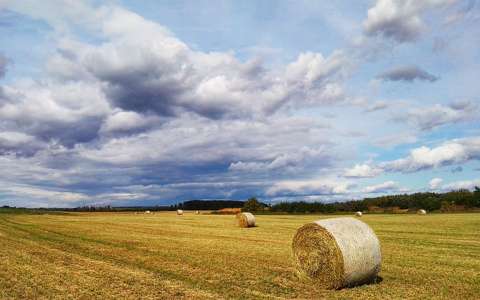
[{"xmin": 0, "ymin": 212, "xmax": 479, "ymax": 299}]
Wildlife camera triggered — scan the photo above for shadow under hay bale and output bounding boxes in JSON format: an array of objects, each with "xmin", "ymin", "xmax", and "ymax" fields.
[
  {"xmin": 292, "ymin": 217, "xmax": 381, "ymax": 289},
  {"xmin": 237, "ymin": 212, "xmax": 256, "ymax": 228}
]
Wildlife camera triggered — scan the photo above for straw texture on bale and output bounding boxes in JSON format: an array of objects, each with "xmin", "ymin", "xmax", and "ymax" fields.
[
  {"xmin": 355, "ymin": 211, "xmax": 363, "ymax": 217},
  {"xmin": 237, "ymin": 212, "xmax": 255, "ymax": 228},
  {"xmin": 417, "ymin": 209, "xmax": 427, "ymax": 215},
  {"xmin": 177, "ymin": 209, "xmax": 184, "ymax": 215},
  {"xmin": 292, "ymin": 217, "xmax": 381, "ymax": 289}
]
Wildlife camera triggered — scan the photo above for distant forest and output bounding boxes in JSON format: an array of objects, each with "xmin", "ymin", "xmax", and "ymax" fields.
[
  {"xmin": 173, "ymin": 200, "xmax": 245, "ymax": 210},
  {"xmin": 177, "ymin": 188, "xmax": 480, "ymax": 213},
  {"xmin": 269, "ymin": 188, "xmax": 480, "ymax": 213},
  {"xmin": 2, "ymin": 188, "xmax": 479, "ymax": 213},
  {"xmin": 270, "ymin": 188, "xmax": 480, "ymax": 213}
]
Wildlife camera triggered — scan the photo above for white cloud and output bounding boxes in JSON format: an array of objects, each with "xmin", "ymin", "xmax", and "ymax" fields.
[
  {"xmin": 382, "ymin": 137, "xmax": 480, "ymax": 172},
  {"xmin": 362, "ymin": 180, "xmax": 399, "ymax": 193},
  {"xmin": 400, "ymin": 102, "xmax": 478, "ymax": 131},
  {"xmin": 343, "ymin": 164, "xmax": 383, "ymax": 178},
  {"xmin": 0, "ymin": 182, "xmax": 88, "ymax": 206},
  {"xmin": 363, "ymin": 0, "xmax": 457, "ymax": 42},
  {"xmin": 429, "ymin": 177, "xmax": 443, "ymax": 189},
  {"xmin": 228, "ymin": 147, "xmax": 329, "ymax": 174},
  {"xmin": 266, "ymin": 179, "xmax": 354, "ymax": 197},
  {"xmin": 41, "ymin": 8, "xmax": 351, "ymax": 121},
  {"xmin": 100, "ymin": 111, "xmax": 158, "ymax": 135},
  {"xmin": 80, "ymin": 115, "xmax": 334, "ymax": 171},
  {"xmin": 442, "ymin": 178, "xmax": 480, "ymax": 190}
]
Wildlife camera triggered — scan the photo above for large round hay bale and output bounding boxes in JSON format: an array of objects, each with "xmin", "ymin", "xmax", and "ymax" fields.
[
  {"xmin": 237, "ymin": 212, "xmax": 255, "ymax": 228},
  {"xmin": 355, "ymin": 211, "xmax": 363, "ymax": 217},
  {"xmin": 177, "ymin": 209, "xmax": 184, "ymax": 215},
  {"xmin": 292, "ymin": 217, "xmax": 381, "ymax": 289},
  {"xmin": 145, "ymin": 210, "xmax": 151, "ymax": 214},
  {"xmin": 417, "ymin": 209, "xmax": 427, "ymax": 215}
]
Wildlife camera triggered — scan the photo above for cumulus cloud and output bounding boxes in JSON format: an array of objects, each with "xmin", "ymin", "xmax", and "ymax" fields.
[
  {"xmin": 362, "ymin": 181, "xmax": 400, "ymax": 193},
  {"xmin": 266, "ymin": 179, "xmax": 354, "ymax": 197},
  {"xmin": 0, "ymin": 4, "xmax": 351, "ymax": 154},
  {"xmin": 0, "ymin": 131, "xmax": 45, "ymax": 156},
  {"xmin": 363, "ymin": 0, "xmax": 457, "ymax": 42},
  {"xmin": 228, "ymin": 147, "xmax": 330, "ymax": 174},
  {"xmin": 399, "ymin": 101, "xmax": 477, "ymax": 131},
  {"xmin": 99, "ymin": 110, "xmax": 160, "ymax": 136},
  {"xmin": 0, "ymin": 81, "xmax": 110, "ymax": 148},
  {"xmin": 377, "ymin": 65, "xmax": 439, "ymax": 82},
  {"xmin": 0, "ymin": 1, "xmax": 359, "ymax": 206},
  {"xmin": 79, "ymin": 115, "xmax": 334, "ymax": 172},
  {"xmin": 442, "ymin": 178, "xmax": 480, "ymax": 190},
  {"xmin": 45, "ymin": 8, "xmax": 350, "ymax": 120},
  {"xmin": 381, "ymin": 137, "xmax": 480, "ymax": 172},
  {"xmin": 0, "ymin": 183, "xmax": 88, "ymax": 207},
  {"xmin": 429, "ymin": 177, "xmax": 443, "ymax": 189},
  {"xmin": 343, "ymin": 164, "xmax": 383, "ymax": 178},
  {"xmin": 2, "ymin": 0, "xmax": 475, "ymax": 207}
]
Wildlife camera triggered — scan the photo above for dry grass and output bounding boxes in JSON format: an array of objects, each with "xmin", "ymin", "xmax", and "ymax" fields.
[{"xmin": 0, "ymin": 212, "xmax": 479, "ymax": 299}]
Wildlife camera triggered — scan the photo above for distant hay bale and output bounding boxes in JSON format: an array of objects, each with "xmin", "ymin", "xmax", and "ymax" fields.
[
  {"xmin": 195, "ymin": 210, "xmax": 200, "ymax": 215},
  {"xmin": 292, "ymin": 217, "xmax": 381, "ymax": 289},
  {"xmin": 145, "ymin": 210, "xmax": 151, "ymax": 214},
  {"xmin": 417, "ymin": 209, "xmax": 427, "ymax": 215},
  {"xmin": 355, "ymin": 211, "xmax": 363, "ymax": 217},
  {"xmin": 177, "ymin": 209, "xmax": 184, "ymax": 215},
  {"xmin": 237, "ymin": 212, "xmax": 255, "ymax": 228}
]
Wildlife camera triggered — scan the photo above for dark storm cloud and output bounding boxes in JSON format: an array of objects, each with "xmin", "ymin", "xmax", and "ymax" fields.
[
  {"xmin": 378, "ymin": 65, "xmax": 439, "ymax": 82},
  {"xmin": 29, "ymin": 116, "xmax": 104, "ymax": 147}
]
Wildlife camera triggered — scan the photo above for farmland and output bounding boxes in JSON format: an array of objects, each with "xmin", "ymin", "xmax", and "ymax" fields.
[{"xmin": 0, "ymin": 212, "xmax": 479, "ymax": 299}]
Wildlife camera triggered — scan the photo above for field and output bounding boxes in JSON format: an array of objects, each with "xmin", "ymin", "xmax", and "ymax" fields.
[{"xmin": 0, "ymin": 212, "xmax": 479, "ymax": 299}]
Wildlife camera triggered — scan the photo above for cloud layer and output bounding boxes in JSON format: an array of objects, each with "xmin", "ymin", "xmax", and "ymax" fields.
[
  {"xmin": 364, "ymin": 0, "xmax": 457, "ymax": 42},
  {"xmin": 0, "ymin": 0, "xmax": 478, "ymax": 207}
]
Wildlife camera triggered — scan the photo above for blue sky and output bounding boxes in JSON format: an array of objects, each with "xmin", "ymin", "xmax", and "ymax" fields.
[{"xmin": 0, "ymin": 0, "xmax": 479, "ymax": 207}]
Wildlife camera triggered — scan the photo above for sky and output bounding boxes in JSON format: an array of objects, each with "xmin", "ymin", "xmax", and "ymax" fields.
[{"xmin": 0, "ymin": 0, "xmax": 479, "ymax": 208}]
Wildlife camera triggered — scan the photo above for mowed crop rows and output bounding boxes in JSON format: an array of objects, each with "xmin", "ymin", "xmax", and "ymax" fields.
[{"xmin": 0, "ymin": 212, "xmax": 479, "ymax": 299}]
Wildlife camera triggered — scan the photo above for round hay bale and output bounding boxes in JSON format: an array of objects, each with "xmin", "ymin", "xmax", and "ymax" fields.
[
  {"xmin": 237, "ymin": 212, "xmax": 255, "ymax": 228},
  {"xmin": 355, "ymin": 211, "xmax": 363, "ymax": 217},
  {"xmin": 417, "ymin": 209, "xmax": 427, "ymax": 215},
  {"xmin": 145, "ymin": 210, "xmax": 151, "ymax": 214},
  {"xmin": 292, "ymin": 217, "xmax": 381, "ymax": 289},
  {"xmin": 195, "ymin": 210, "xmax": 200, "ymax": 215},
  {"xmin": 177, "ymin": 209, "xmax": 184, "ymax": 215}
]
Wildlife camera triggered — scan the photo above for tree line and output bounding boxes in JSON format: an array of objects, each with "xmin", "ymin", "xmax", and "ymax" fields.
[{"xmin": 267, "ymin": 188, "xmax": 480, "ymax": 213}]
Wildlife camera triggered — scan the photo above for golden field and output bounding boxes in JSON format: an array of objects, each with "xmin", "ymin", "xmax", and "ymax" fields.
[{"xmin": 0, "ymin": 211, "xmax": 479, "ymax": 299}]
